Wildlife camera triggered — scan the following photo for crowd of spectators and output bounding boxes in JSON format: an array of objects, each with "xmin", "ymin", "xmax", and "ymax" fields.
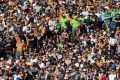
[{"xmin": 0, "ymin": 0, "xmax": 120, "ymax": 80}]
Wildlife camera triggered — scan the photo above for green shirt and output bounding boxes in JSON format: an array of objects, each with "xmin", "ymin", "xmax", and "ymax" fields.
[
  {"xmin": 60, "ymin": 18, "xmax": 68, "ymax": 28},
  {"xmin": 45, "ymin": 7, "xmax": 51, "ymax": 13},
  {"xmin": 71, "ymin": 19, "xmax": 79, "ymax": 29},
  {"xmin": 87, "ymin": 54, "xmax": 92, "ymax": 60},
  {"xmin": 102, "ymin": 12, "xmax": 111, "ymax": 26},
  {"xmin": 111, "ymin": 10, "xmax": 117, "ymax": 21},
  {"xmin": 91, "ymin": 18, "xmax": 95, "ymax": 22},
  {"xmin": 78, "ymin": 17, "xmax": 85, "ymax": 23},
  {"xmin": 56, "ymin": 23, "xmax": 61, "ymax": 30},
  {"xmin": 102, "ymin": 12, "xmax": 111, "ymax": 20},
  {"xmin": 57, "ymin": 43, "xmax": 63, "ymax": 49},
  {"xmin": 101, "ymin": 57, "xmax": 105, "ymax": 62}
]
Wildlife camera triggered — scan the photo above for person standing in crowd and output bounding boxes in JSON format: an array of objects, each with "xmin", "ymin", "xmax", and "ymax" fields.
[
  {"xmin": 13, "ymin": 71, "xmax": 22, "ymax": 80},
  {"xmin": 4, "ymin": 34, "xmax": 15, "ymax": 58},
  {"xmin": 15, "ymin": 39, "xmax": 24, "ymax": 59},
  {"xmin": 108, "ymin": 70, "xmax": 117, "ymax": 80},
  {"xmin": 26, "ymin": 32, "xmax": 35, "ymax": 53},
  {"xmin": 109, "ymin": 33, "xmax": 117, "ymax": 57}
]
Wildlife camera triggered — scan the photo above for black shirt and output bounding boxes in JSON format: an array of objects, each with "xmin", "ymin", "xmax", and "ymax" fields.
[
  {"xmin": 27, "ymin": 34, "xmax": 35, "ymax": 46},
  {"xmin": 115, "ymin": 17, "xmax": 120, "ymax": 26},
  {"xmin": 0, "ymin": 41, "xmax": 5, "ymax": 51},
  {"xmin": 4, "ymin": 38, "xmax": 14, "ymax": 51},
  {"xmin": 84, "ymin": 19, "xmax": 93, "ymax": 26}
]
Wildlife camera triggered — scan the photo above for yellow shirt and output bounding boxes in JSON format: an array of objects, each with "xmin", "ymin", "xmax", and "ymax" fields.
[{"xmin": 16, "ymin": 42, "xmax": 23, "ymax": 52}]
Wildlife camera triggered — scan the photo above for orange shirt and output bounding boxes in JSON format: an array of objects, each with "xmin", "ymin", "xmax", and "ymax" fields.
[
  {"xmin": 98, "ymin": 62, "xmax": 106, "ymax": 67},
  {"xmin": 116, "ymin": 29, "xmax": 120, "ymax": 34},
  {"xmin": 82, "ymin": 52, "xmax": 88, "ymax": 58},
  {"xmin": 39, "ymin": 27, "xmax": 46, "ymax": 34},
  {"xmin": 99, "ymin": 42, "xmax": 106, "ymax": 49},
  {"xmin": 48, "ymin": 0, "xmax": 54, "ymax": 6},
  {"xmin": 16, "ymin": 42, "xmax": 23, "ymax": 52},
  {"xmin": 98, "ymin": 62, "xmax": 103, "ymax": 67},
  {"xmin": 59, "ymin": 10, "xmax": 64, "ymax": 15},
  {"xmin": 56, "ymin": 15, "xmax": 62, "ymax": 21},
  {"xmin": 93, "ymin": 2, "xmax": 97, "ymax": 7},
  {"xmin": 0, "ymin": 16, "xmax": 3, "ymax": 20}
]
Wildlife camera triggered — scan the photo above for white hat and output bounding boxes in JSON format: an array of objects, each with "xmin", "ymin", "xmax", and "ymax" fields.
[
  {"xmin": 91, "ymin": 52, "xmax": 95, "ymax": 55},
  {"xmin": 75, "ymin": 63, "xmax": 79, "ymax": 67},
  {"xmin": 103, "ymin": 31, "xmax": 106, "ymax": 34},
  {"xmin": 16, "ymin": 60, "xmax": 19, "ymax": 64},
  {"xmin": 104, "ymin": 6, "xmax": 109, "ymax": 10},
  {"xmin": 83, "ymin": 69, "xmax": 87, "ymax": 71},
  {"xmin": 0, "ymin": 57, "xmax": 3, "ymax": 60},
  {"xmin": 73, "ymin": 49, "xmax": 77, "ymax": 53}
]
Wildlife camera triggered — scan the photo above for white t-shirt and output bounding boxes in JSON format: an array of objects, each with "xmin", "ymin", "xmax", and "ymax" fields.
[
  {"xmin": 108, "ymin": 74, "xmax": 116, "ymax": 80},
  {"xmin": 22, "ymin": 26, "xmax": 28, "ymax": 32},
  {"xmin": 57, "ymin": 54, "xmax": 62, "ymax": 60},
  {"xmin": 39, "ymin": 63, "xmax": 45, "ymax": 68},
  {"xmin": 9, "ymin": 26, "xmax": 14, "ymax": 32},
  {"xmin": 31, "ymin": 58, "xmax": 37, "ymax": 63},
  {"xmin": 91, "ymin": 38, "xmax": 97, "ymax": 43},
  {"xmin": 75, "ymin": 63, "xmax": 79, "ymax": 67},
  {"xmin": 95, "ymin": 13, "xmax": 102, "ymax": 21},
  {"xmin": 34, "ymin": 6, "xmax": 41, "ymax": 13},
  {"xmin": 7, "ymin": 59, "xmax": 12, "ymax": 65},
  {"xmin": 0, "ymin": 13, "xmax": 4, "ymax": 17},
  {"xmin": 29, "ymin": 0, "xmax": 33, "ymax": 4},
  {"xmin": 13, "ymin": 75, "xmax": 21, "ymax": 80},
  {"xmin": 117, "ymin": 45, "xmax": 120, "ymax": 53},
  {"xmin": 109, "ymin": 37, "xmax": 117, "ymax": 45},
  {"xmin": 48, "ymin": 20, "xmax": 56, "ymax": 26},
  {"xmin": 82, "ymin": 11, "xmax": 89, "ymax": 19}
]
